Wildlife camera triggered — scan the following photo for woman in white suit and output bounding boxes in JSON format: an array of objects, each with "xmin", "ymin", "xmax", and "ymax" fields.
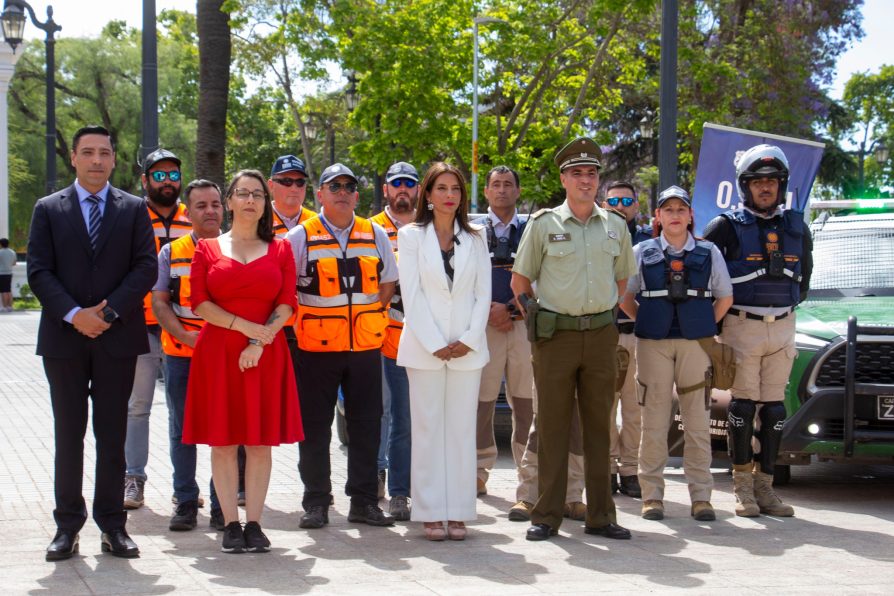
[{"xmin": 397, "ymin": 162, "xmax": 491, "ymax": 541}]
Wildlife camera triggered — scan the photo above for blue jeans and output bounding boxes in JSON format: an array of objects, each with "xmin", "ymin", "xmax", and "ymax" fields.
[
  {"xmin": 125, "ymin": 327, "xmax": 164, "ymax": 479},
  {"xmin": 164, "ymin": 355, "xmax": 199, "ymax": 503},
  {"xmin": 382, "ymin": 356, "xmax": 411, "ymax": 497}
]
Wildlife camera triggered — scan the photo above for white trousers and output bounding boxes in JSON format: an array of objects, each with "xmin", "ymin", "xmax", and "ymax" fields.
[{"xmin": 408, "ymin": 367, "xmax": 481, "ymax": 522}]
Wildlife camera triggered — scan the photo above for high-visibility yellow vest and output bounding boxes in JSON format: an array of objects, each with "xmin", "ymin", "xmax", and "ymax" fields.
[
  {"xmin": 144, "ymin": 202, "xmax": 192, "ymax": 326},
  {"xmin": 161, "ymin": 234, "xmax": 204, "ymax": 358},
  {"xmin": 369, "ymin": 210, "xmax": 404, "ymax": 359}
]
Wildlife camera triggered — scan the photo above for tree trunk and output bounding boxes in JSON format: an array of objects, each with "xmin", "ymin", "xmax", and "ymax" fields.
[{"xmin": 196, "ymin": 0, "xmax": 231, "ymax": 188}]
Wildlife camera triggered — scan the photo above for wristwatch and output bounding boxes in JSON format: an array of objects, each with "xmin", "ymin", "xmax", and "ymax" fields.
[
  {"xmin": 101, "ymin": 305, "xmax": 119, "ymax": 323},
  {"xmin": 248, "ymin": 338, "xmax": 262, "ymax": 346}
]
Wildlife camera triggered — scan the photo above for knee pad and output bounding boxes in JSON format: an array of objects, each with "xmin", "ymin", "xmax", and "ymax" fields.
[
  {"xmin": 756, "ymin": 401, "xmax": 787, "ymax": 474},
  {"xmin": 727, "ymin": 398, "xmax": 756, "ymax": 464}
]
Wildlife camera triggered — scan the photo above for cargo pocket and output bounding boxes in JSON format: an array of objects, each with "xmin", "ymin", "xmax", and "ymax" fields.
[
  {"xmin": 357, "ymin": 255, "xmax": 381, "ymax": 294},
  {"xmin": 635, "ymin": 377, "xmax": 647, "ymax": 406},
  {"xmin": 298, "ymin": 313, "xmax": 348, "ymax": 351},
  {"xmin": 353, "ymin": 308, "xmax": 388, "ymax": 350},
  {"xmin": 314, "ymin": 258, "xmax": 341, "ymax": 297}
]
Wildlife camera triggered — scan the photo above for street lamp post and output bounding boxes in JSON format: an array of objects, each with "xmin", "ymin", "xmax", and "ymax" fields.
[
  {"xmin": 472, "ymin": 15, "xmax": 504, "ymax": 212},
  {"xmin": 857, "ymin": 138, "xmax": 889, "ymax": 195},
  {"xmin": 1, "ymin": 0, "xmax": 61, "ymax": 194}
]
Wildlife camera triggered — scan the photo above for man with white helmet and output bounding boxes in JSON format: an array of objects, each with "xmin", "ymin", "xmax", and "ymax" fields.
[{"xmin": 703, "ymin": 144, "xmax": 813, "ymax": 518}]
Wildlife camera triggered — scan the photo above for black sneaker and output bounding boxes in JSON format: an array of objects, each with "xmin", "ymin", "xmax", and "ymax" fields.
[
  {"xmin": 221, "ymin": 522, "xmax": 245, "ymax": 553},
  {"xmin": 347, "ymin": 503, "xmax": 395, "ymax": 527},
  {"xmin": 209, "ymin": 509, "xmax": 226, "ymax": 531},
  {"xmin": 242, "ymin": 521, "xmax": 271, "ymax": 553},
  {"xmin": 299, "ymin": 505, "xmax": 329, "ymax": 529},
  {"xmin": 169, "ymin": 500, "xmax": 198, "ymax": 531}
]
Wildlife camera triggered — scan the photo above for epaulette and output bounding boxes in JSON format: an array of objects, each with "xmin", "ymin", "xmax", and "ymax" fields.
[
  {"xmin": 606, "ymin": 207, "xmax": 626, "ymax": 221},
  {"xmin": 531, "ymin": 208, "xmax": 550, "ymax": 220}
]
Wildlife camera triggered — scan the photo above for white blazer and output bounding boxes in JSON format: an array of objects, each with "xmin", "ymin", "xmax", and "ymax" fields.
[{"xmin": 396, "ymin": 220, "xmax": 491, "ymax": 371}]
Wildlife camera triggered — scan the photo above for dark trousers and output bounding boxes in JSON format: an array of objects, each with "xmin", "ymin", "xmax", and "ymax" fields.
[
  {"xmin": 531, "ymin": 325, "xmax": 619, "ymax": 529},
  {"xmin": 43, "ymin": 346, "xmax": 137, "ymax": 533},
  {"xmin": 295, "ymin": 347, "xmax": 383, "ymax": 509}
]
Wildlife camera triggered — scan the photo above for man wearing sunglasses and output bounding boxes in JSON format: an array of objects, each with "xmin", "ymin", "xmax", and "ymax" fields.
[
  {"xmin": 123, "ymin": 148, "xmax": 193, "ymax": 512},
  {"xmin": 268, "ymin": 154, "xmax": 316, "ymax": 237},
  {"xmin": 288, "ymin": 163, "xmax": 398, "ymax": 529},
  {"xmin": 601, "ymin": 181, "xmax": 650, "ymax": 501},
  {"xmin": 368, "ymin": 161, "xmax": 418, "ymax": 521}
]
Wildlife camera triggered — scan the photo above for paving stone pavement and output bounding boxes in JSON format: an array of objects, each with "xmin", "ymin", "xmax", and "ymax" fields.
[{"xmin": 2, "ymin": 310, "xmax": 894, "ymax": 594}]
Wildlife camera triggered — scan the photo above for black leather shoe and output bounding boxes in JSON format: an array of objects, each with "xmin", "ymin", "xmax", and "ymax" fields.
[
  {"xmin": 619, "ymin": 475, "xmax": 642, "ymax": 498},
  {"xmin": 46, "ymin": 530, "xmax": 79, "ymax": 561},
  {"xmin": 299, "ymin": 505, "xmax": 329, "ymax": 529},
  {"xmin": 101, "ymin": 528, "xmax": 140, "ymax": 557},
  {"xmin": 610, "ymin": 473, "xmax": 619, "ymax": 495},
  {"xmin": 347, "ymin": 504, "xmax": 395, "ymax": 527},
  {"xmin": 584, "ymin": 522, "xmax": 632, "ymax": 540},
  {"xmin": 526, "ymin": 523, "xmax": 558, "ymax": 541}
]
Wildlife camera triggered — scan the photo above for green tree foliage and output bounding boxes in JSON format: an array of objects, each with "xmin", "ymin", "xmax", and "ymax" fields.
[{"xmin": 839, "ymin": 65, "xmax": 894, "ymax": 194}]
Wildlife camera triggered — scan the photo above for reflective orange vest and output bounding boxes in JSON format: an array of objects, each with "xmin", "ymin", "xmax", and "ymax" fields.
[
  {"xmin": 144, "ymin": 202, "xmax": 192, "ymax": 326},
  {"xmin": 160, "ymin": 234, "xmax": 204, "ymax": 358},
  {"xmin": 273, "ymin": 206, "xmax": 316, "ymax": 332},
  {"xmin": 369, "ymin": 210, "xmax": 404, "ymax": 359},
  {"xmin": 296, "ymin": 215, "xmax": 388, "ymax": 352}
]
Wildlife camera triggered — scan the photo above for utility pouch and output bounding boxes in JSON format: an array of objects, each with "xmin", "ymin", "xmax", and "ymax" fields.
[
  {"xmin": 697, "ymin": 337, "xmax": 737, "ymax": 391},
  {"xmin": 520, "ymin": 294, "xmax": 539, "ymax": 342},
  {"xmin": 535, "ymin": 310, "xmax": 557, "ymax": 340}
]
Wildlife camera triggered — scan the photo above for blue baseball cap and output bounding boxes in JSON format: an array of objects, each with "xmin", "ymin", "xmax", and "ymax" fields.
[
  {"xmin": 270, "ymin": 154, "xmax": 307, "ymax": 177},
  {"xmin": 657, "ymin": 185, "xmax": 691, "ymax": 208},
  {"xmin": 320, "ymin": 163, "xmax": 358, "ymax": 186}
]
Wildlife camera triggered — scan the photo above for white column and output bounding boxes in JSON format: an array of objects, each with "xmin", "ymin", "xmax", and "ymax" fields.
[{"xmin": 0, "ymin": 43, "xmax": 22, "ymax": 241}]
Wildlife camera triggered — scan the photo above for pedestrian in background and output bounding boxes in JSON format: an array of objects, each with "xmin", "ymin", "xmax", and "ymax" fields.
[{"xmin": 0, "ymin": 238, "xmax": 16, "ymax": 312}]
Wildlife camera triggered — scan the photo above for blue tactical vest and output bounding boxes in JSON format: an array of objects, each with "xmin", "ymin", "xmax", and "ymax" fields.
[
  {"xmin": 722, "ymin": 209, "xmax": 803, "ymax": 307},
  {"xmin": 474, "ymin": 215, "xmax": 527, "ymax": 305},
  {"xmin": 631, "ymin": 223, "xmax": 653, "ymax": 246},
  {"xmin": 635, "ymin": 238, "xmax": 718, "ymax": 340}
]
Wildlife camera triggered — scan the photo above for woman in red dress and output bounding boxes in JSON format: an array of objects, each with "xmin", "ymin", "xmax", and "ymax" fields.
[{"xmin": 184, "ymin": 169, "xmax": 303, "ymax": 553}]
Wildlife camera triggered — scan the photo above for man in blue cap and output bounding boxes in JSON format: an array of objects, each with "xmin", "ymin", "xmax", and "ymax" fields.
[{"xmin": 269, "ymin": 154, "xmax": 316, "ymax": 236}]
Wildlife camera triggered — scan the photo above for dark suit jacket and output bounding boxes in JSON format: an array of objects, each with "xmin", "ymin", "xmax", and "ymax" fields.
[{"xmin": 27, "ymin": 183, "xmax": 157, "ymax": 358}]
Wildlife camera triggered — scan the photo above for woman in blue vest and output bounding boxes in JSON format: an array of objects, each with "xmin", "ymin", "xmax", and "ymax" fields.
[{"xmin": 620, "ymin": 186, "xmax": 733, "ymax": 522}]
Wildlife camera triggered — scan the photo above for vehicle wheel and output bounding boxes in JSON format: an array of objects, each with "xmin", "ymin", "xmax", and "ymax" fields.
[
  {"xmin": 772, "ymin": 464, "xmax": 791, "ymax": 486},
  {"xmin": 336, "ymin": 408, "xmax": 349, "ymax": 446}
]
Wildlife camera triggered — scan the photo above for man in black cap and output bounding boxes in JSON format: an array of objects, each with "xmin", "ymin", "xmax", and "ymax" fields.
[
  {"xmin": 269, "ymin": 154, "xmax": 316, "ymax": 236},
  {"xmin": 123, "ymin": 148, "xmax": 192, "ymax": 510},
  {"xmin": 511, "ymin": 137, "xmax": 636, "ymax": 541},
  {"xmin": 287, "ymin": 163, "xmax": 399, "ymax": 529}
]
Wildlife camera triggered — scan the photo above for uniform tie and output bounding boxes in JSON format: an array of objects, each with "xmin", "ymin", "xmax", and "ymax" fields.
[{"xmin": 86, "ymin": 194, "xmax": 102, "ymax": 250}]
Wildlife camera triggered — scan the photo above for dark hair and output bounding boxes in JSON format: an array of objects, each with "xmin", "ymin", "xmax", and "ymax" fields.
[
  {"xmin": 414, "ymin": 163, "xmax": 476, "ymax": 236},
  {"xmin": 72, "ymin": 125, "xmax": 115, "ymax": 152},
  {"xmin": 0, "ymin": 238, "xmax": 8, "ymax": 248},
  {"xmin": 183, "ymin": 179, "xmax": 222, "ymax": 206},
  {"xmin": 224, "ymin": 170, "xmax": 274, "ymax": 243},
  {"xmin": 652, "ymin": 202, "xmax": 695, "ymax": 237},
  {"xmin": 485, "ymin": 165, "xmax": 519, "ymax": 187},
  {"xmin": 604, "ymin": 180, "xmax": 637, "ymax": 198}
]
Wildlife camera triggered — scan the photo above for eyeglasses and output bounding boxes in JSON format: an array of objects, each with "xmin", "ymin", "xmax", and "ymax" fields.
[
  {"xmin": 272, "ymin": 177, "xmax": 307, "ymax": 188},
  {"xmin": 233, "ymin": 188, "xmax": 265, "ymax": 200},
  {"xmin": 327, "ymin": 182, "xmax": 358, "ymax": 193},
  {"xmin": 150, "ymin": 170, "xmax": 181, "ymax": 183},
  {"xmin": 606, "ymin": 196, "xmax": 635, "ymax": 207},
  {"xmin": 389, "ymin": 179, "xmax": 417, "ymax": 188}
]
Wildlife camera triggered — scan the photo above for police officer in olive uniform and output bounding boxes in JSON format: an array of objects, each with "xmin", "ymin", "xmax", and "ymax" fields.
[
  {"xmin": 703, "ymin": 144, "xmax": 813, "ymax": 518},
  {"xmin": 511, "ymin": 137, "xmax": 637, "ymax": 541}
]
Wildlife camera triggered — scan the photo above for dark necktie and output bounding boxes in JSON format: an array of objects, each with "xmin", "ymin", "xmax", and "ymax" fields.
[{"xmin": 86, "ymin": 195, "xmax": 102, "ymax": 250}]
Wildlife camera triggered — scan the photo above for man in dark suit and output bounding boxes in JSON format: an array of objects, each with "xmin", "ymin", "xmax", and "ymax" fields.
[{"xmin": 27, "ymin": 125, "xmax": 157, "ymax": 561}]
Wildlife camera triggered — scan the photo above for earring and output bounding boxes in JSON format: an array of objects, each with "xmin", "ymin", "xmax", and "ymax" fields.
[{"xmin": 427, "ymin": 203, "xmax": 434, "ymax": 211}]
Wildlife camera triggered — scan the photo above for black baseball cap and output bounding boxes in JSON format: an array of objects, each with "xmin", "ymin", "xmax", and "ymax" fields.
[{"xmin": 143, "ymin": 148, "xmax": 181, "ymax": 173}]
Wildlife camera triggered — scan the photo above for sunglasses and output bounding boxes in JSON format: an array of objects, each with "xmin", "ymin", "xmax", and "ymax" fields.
[
  {"xmin": 327, "ymin": 182, "xmax": 358, "ymax": 193},
  {"xmin": 272, "ymin": 177, "xmax": 307, "ymax": 188},
  {"xmin": 233, "ymin": 188, "xmax": 265, "ymax": 200},
  {"xmin": 150, "ymin": 170, "xmax": 181, "ymax": 183},
  {"xmin": 606, "ymin": 196, "xmax": 635, "ymax": 207},
  {"xmin": 390, "ymin": 179, "xmax": 417, "ymax": 188}
]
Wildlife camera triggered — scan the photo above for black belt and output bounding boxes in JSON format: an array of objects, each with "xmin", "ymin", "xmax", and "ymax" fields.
[
  {"xmin": 727, "ymin": 307, "xmax": 790, "ymax": 323},
  {"xmin": 617, "ymin": 322, "xmax": 635, "ymax": 334}
]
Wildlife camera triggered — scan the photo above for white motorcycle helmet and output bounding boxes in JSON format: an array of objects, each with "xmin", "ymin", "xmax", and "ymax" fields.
[{"xmin": 735, "ymin": 144, "xmax": 789, "ymax": 211}]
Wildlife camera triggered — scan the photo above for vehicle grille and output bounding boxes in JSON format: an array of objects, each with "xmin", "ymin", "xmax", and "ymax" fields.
[
  {"xmin": 813, "ymin": 418, "xmax": 894, "ymax": 440},
  {"xmin": 814, "ymin": 342, "xmax": 894, "ymax": 386}
]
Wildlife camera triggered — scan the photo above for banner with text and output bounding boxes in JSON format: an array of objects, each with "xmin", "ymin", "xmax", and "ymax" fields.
[{"xmin": 692, "ymin": 123, "xmax": 825, "ymax": 234}]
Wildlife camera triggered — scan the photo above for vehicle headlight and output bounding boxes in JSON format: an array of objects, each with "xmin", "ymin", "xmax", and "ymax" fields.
[{"xmin": 795, "ymin": 332, "xmax": 829, "ymax": 352}]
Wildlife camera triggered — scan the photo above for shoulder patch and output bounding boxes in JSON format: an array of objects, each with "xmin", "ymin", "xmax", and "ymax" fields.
[
  {"xmin": 641, "ymin": 246, "xmax": 664, "ymax": 266},
  {"xmin": 606, "ymin": 208, "xmax": 626, "ymax": 221}
]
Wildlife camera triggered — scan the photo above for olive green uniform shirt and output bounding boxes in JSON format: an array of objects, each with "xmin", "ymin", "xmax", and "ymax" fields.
[{"xmin": 513, "ymin": 200, "xmax": 636, "ymax": 316}]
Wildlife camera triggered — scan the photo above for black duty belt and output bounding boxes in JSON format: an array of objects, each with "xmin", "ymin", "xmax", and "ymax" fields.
[
  {"xmin": 553, "ymin": 310, "xmax": 614, "ymax": 331},
  {"xmin": 727, "ymin": 307, "xmax": 790, "ymax": 323},
  {"xmin": 617, "ymin": 322, "xmax": 635, "ymax": 334}
]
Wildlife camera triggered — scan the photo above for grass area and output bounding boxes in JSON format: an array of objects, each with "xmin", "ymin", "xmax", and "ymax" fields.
[{"xmin": 12, "ymin": 297, "xmax": 40, "ymax": 310}]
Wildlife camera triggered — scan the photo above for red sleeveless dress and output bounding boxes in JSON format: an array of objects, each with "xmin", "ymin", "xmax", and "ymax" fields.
[{"xmin": 183, "ymin": 237, "xmax": 303, "ymax": 446}]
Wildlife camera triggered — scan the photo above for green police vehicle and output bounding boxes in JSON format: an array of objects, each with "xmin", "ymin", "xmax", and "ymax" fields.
[{"xmin": 773, "ymin": 198, "xmax": 894, "ymax": 483}]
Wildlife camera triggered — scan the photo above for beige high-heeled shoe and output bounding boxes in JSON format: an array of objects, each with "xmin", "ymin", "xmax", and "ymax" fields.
[
  {"xmin": 424, "ymin": 522, "xmax": 446, "ymax": 541},
  {"xmin": 447, "ymin": 521, "xmax": 466, "ymax": 541}
]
